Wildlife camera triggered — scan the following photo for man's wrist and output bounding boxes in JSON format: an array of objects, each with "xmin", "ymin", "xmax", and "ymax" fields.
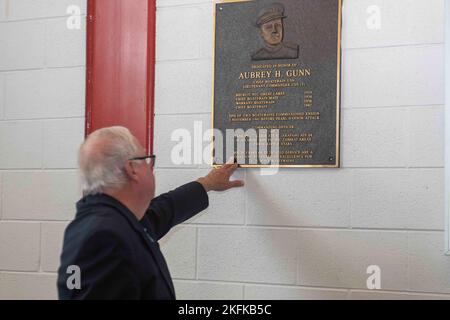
[{"xmin": 196, "ymin": 178, "xmax": 211, "ymax": 193}]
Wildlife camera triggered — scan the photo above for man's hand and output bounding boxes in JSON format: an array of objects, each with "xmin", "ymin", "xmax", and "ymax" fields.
[{"xmin": 196, "ymin": 163, "xmax": 245, "ymax": 192}]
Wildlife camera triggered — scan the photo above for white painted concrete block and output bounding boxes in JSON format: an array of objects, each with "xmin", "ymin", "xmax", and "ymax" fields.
[
  {"xmin": 155, "ymin": 168, "xmax": 246, "ymax": 225},
  {"xmin": 351, "ymin": 169, "xmax": 409, "ymax": 229},
  {"xmin": 0, "ymin": 272, "xmax": 57, "ymax": 300},
  {"xmin": 46, "ymin": 17, "xmax": 86, "ymax": 67},
  {"xmin": 246, "ymin": 169, "xmax": 351, "ymax": 228},
  {"xmin": 408, "ymin": 231, "xmax": 450, "ymax": 294},
  {"xmin": 343, "ymin": 45, "xmax": 444, "ymax": 108},
  {"xmin": 174, "ymin": 280, "xmax": 243, "ymax": 300},
  {"xmin": 351, "ymin": 169, "xmax": 444, "ymax": 230},
  {"xmin": 0, "ymin": 20, "xmax": 45, "ymax": 70},
  {"xmin": 408, "ymin": 106, "xmax": 444, "ymax": 168},
  {"xmin": 8, "ymin": 0, "xmax": 86, "ymax": 20},
  {"xmin": 156, "ymin": 3, "xmax": 213, "ymax": 61},
  {"xmin": 342, "ymin": 108, "xmax": 407, "ymax": 167},
  {"xmin": 0, "ymin": 0, "xmax": 6, "ymax": 21},
  {"xmin": 5, "ymin": 68, "xmax": 85, "ymax": 120},
  {"xmin": 0, "ymin": 222, "xmax": 40, "ymax": 271},
  {"xmin": 406, "ymin": 169, "xmax": 444, "ymax": 230},
  {"xmin": 0, "ymin": 172, "xmax": 2, "ymax": 219},
  {"xmin": 157, "ymin": 0, "xmax": 213, "ymax": 8},
  {"xmin": 198, "ymin": 227, "xmax": 298, "ymax": 284},
  {"xmin": 244, "ymin": 284, "xmax": 348, "ymax": 300},
  {"xmin": 42, "ymin": 118, "xmax": 84, "ymax": 169},
  {"xmin": 154, "ymin": 114, "xmax": 211, "ymax": 168},
  {"xmin": 155, "ymin": 60, "xmax": 212, "ymax": 115},
  {"xmin": 2, "ymin": 170, "xmax": 81, "ymax": 221},
  {"xmin": 156, "ymin": 6, "xmax": 202, "ymax": 61},
  {"xmin": 350, "ymin": 290, "xmax": 450, "ymax": 300},
  {"xmin": 0, "ymin": 121, "xmax": 42, "ymax": 169},
  {"xmin": 160, "ymin": 226, "xmax": 197, "ymax": 279},
  {"xmin": 45, "ymin": 0, "xmax": 87, "ymax": 17},
  {"xmin": 343, "ymin": 0, "xmax": 444, "ymax": 48},
  {"xmin": 7, "ymin": 0, "xmax": 45, "ymax": 20},
  {"xmin": 298, "ymin": 230, "xmax": 408, "ymax": 291},
  {"xmin": 41, "ymin": 222, "xmax": 68, "ymax": 272},
  {"xmin": 0, "ymin": 73, "xmax": 5, "ymax": 119}
]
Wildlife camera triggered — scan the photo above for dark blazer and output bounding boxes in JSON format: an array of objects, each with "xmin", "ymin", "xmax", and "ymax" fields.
[{"xmin": 57, "ymin": 181, "xmax": 209, "ymax": 300}]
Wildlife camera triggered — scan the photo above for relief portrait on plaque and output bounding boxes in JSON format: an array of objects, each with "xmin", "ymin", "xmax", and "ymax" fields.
[{"xmin": 252, "ymin": 3, "xmax": 299, "ymax": 61}]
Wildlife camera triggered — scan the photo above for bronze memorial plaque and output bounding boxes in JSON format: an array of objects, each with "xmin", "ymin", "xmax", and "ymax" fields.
[{"xmin": 212, "ymin": 0, "xmax": 342, "ymax": 168}]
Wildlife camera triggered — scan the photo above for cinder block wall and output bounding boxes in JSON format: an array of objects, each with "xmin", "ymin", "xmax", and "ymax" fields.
[
  {"xmin": 0, "ymin": 0, "xmax": 449, "ymax": 300},
  {"xmin": 155, "ymin": 0, "xmax": 450, "ymax": 300},
  {"xmin": 0, "ymin": 0, "xmax": 86, "ymax": 299}
]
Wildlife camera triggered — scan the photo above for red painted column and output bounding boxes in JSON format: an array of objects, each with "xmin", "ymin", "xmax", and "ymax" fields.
[{"xmin": 85, "ymin": 0, "xmax": 156, "ymax": 153}]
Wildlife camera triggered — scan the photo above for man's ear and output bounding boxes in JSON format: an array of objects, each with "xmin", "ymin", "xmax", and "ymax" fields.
[{"xmin": 124, "ymin": 161, "xmax": 139, "ymax": 182}]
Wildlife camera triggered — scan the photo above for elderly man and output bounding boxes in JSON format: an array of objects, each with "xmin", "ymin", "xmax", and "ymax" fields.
[{"xmin": 57, "ymin": 126, "xmax": 244, "ymax": 300}]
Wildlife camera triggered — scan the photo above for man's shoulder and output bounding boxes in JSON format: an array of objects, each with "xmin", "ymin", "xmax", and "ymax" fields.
[
  {"xmin": 61, "ymin": 209, "xmax": 134, "ymax": 269},
  {"xmin": 68, "ymin": 205, "xmax": 131, "ymax": 242},
  {"xmin": 283, "ymin": 42, "xmax": 299, "ymax": 51},
  {"xmin": 253, "ymin": 47, "xmax": 268, "ymax": 55},
  {"xmin": 251, "ymin": 47, "xmax": 271, "ymax": 60}
]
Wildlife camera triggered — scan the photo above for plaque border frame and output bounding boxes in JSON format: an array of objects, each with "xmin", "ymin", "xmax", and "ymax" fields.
[{"xmin": 211, "ymin": 0, "xmax": 342, "ymax": 168}]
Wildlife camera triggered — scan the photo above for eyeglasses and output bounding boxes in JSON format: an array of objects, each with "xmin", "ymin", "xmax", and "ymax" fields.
[{"xmin": 129, "ymin": 155, "xmax": 156, "ymax": 167}]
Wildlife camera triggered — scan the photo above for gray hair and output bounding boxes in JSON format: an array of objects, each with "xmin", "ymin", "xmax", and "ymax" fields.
[{"xmin": 79, "ymin": 126, "xmax": 140, "ymax": 195}]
